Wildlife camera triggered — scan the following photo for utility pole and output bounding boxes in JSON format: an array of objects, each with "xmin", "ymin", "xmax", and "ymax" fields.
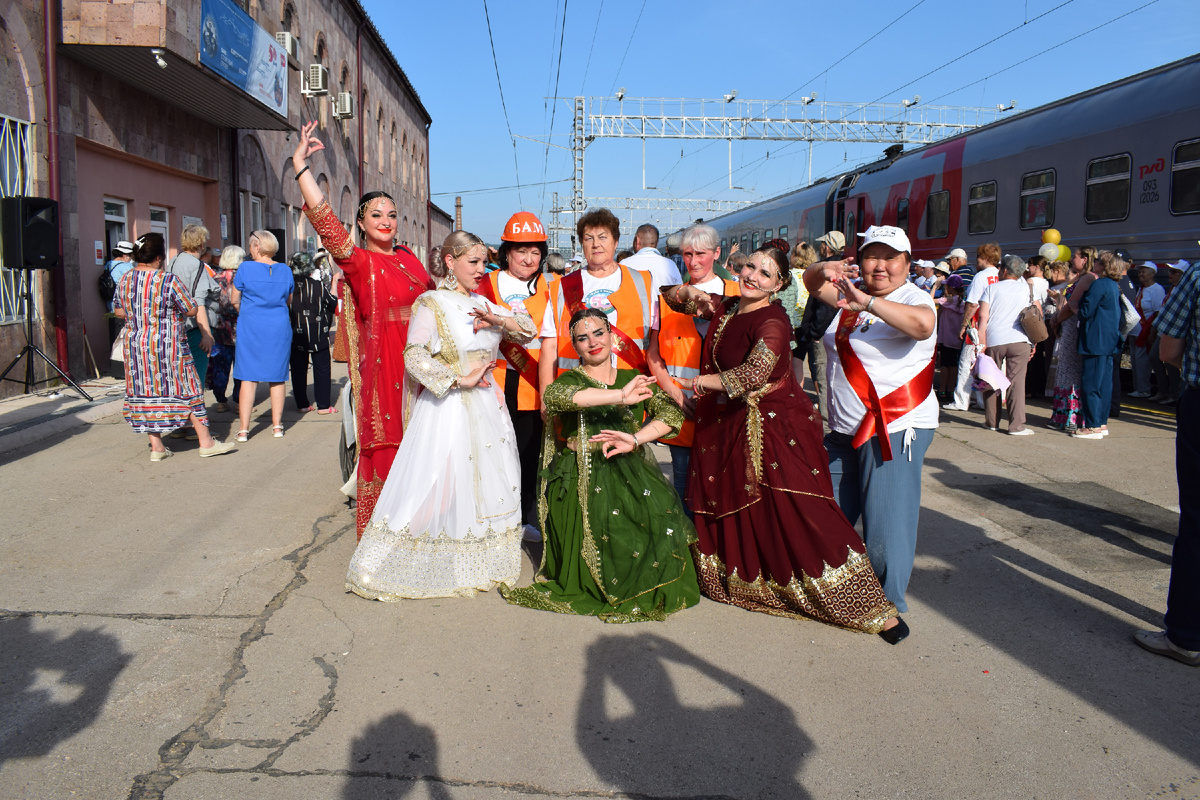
[{"xmin": 454, "ymin": 196, "xmax": 462, "ymax": 231}]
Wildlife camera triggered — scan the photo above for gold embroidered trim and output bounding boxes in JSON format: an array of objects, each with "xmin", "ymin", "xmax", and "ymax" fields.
[
  {"xmin": 304, "ymin": 201, "xmax": 354, "ymax": 261},
  {"xmin": 692, "ymin": 545, "xmax": 896, "ymax": 633}
]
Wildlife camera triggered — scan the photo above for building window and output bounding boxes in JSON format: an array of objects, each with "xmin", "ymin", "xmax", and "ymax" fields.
[
  {"xmin": 1084, "ymin": 154, "xmax": 1131, "ymax": 223},
  {"xmin": 777, "ymin": 225, "xmax": 788, "ymax": 243},
  {"xmin": 1170, "ymin": 139, "xmax": 1200, "ymax": 215},
  {"xmin": 924, "ymin": 191, "xmax": 950, "ymax": 240},
  {"xmin": 967, "ymin": 181, "xmax": 996, "ymax": 234},
  {"xmin": 1019, "ymin": 169, "xmax": 1055, "ymax": 229},
  {"xmin": 150, "ymin": 206, "xmax": 169, "ymax": 245},
  {"xmin": 0, "ymin": 115, "xmax": 32, "ymax": 322},
  {"xmin": 896, "ymin": 198, "xmax": 909, "ymax": 232}
]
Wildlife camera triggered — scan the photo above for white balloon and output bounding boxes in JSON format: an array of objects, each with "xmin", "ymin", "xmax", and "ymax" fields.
[{"xmin": 1039, "ymin": 242, "xmax": 1060, "ymax": 261}]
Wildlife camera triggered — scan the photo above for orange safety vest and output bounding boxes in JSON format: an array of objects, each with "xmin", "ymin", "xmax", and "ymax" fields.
[
  {"xmin": 547, "ymin": 265, "xmax": 654, "ymax": 374},
  {"xmin": 656, "ymin": 277, "xmax": 741, "ymax": 447},
  {"xmin": 477, "ymin": 270, "xmax": 550, "ymax": 412}
]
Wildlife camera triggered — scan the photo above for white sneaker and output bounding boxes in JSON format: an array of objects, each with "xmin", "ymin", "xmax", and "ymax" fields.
[
  {"xmin": 1129, "ymin": 391, "xmax": 1151, "ymax": 398},
  {"xmin": 1008, "ymin": 428, "xmax": 1035, "ymax": 436},
  {"xmin": 1134, "ymin": 629, "xmax": 1200, "ymax": 666},
  {"xmin": 942, "ymin": 402, "xmax": 967, "ymax": 411}
]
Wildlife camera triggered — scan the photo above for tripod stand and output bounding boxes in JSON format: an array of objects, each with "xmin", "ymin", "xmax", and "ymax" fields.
[{"xmin": 0, "ymin": 272, "xmax": 92, "ymax": 401}]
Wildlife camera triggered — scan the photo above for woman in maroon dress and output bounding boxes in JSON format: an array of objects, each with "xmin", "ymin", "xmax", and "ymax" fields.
[
  {"xmin": 293, "ymin": 121, "xmax": 434, "ymax": 537},
  {"xmin": 665, "ymin": 245, "xmax": 903, "ymax": 640}
]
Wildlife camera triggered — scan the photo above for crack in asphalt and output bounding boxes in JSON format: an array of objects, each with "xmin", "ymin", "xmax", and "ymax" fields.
[
  {"xmin": 154, "ymin": 766, "xmax": 743, "ymax": 799},
  {"xmin": 126, "ymin": 512, "xmax": 350, "ymax": 800},
  {"xmin": 0, "ymin": 609, "xmax": 258, "ymax": 621}
]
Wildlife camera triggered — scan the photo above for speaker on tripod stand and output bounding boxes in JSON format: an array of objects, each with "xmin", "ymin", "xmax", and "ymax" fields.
[{"xmin": 0, "ymin": 196, "xmax": 92, "ymax": 400}]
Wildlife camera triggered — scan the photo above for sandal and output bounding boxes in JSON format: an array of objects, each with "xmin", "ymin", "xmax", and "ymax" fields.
[
  {"xmin": 235, "ymin": 429, "xmax": 250, "ymax": 443},
  {"xmin": 298, "ymin": 405, "xmax": 315, "ymax": 413},
  {"xmin": 316, "ymin": 407, "xmax": 339, "ymax": 415},
  {"xmin": 272, "ymin": 424, "xmax": 285, "ymax": 438}
]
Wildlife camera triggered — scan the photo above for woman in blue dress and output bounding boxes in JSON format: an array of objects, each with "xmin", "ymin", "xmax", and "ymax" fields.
[{"xmin": 232, "ymin": 229, "xmax": 293, "ymax": 441}]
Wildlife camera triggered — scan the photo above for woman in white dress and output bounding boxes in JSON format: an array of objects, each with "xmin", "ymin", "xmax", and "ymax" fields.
[{"xmin": 346, "ymin": 231, "xmax": 538, "ymax": 600}]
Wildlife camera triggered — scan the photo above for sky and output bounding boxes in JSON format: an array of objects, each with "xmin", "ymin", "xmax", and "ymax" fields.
[{"xmin": 365, "ymin": 0, "xmax": 1200, "ymax": 249}]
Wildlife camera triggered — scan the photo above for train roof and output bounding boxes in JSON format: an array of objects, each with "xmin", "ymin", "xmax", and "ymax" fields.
[{"xmin": 700, "ymin": 51, "xmax": 1200, "ymax": 228}]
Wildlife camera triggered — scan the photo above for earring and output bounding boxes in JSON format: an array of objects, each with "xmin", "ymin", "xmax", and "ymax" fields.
[{"xmin": 445, "ymin": 271, "xmax": 459, "ymax": 290}]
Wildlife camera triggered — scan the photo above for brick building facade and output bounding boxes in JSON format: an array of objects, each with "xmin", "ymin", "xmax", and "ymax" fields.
[{"xmin": 0, "ymin": 0, "xmax": 431, "ymax": 393}]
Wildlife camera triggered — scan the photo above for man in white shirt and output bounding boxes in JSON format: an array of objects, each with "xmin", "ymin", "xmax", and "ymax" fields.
[
  {"xmin": 943, "ymin": 242, "xmax": 1002, "ymax": 411},
  {"xmin": 621, "ymin": 223, "xmax": 682, "ymax": 295}
]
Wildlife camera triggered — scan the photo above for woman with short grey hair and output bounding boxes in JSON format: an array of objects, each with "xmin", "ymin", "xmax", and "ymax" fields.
[
  {"xmin": 208, "ymin": 244, "xmax": 245, "ymax": 412},
  {"xmin": 231, "ymin": 230, "xmax": 293, "ymax": 440},
  {"xmin": 977, "ymin": 254, "xmax": 1036, "ymax": 435}
]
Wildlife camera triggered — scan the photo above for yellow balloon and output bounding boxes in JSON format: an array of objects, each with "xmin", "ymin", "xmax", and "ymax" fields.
[
  {"xmin": 1042, "ymin": 228, "xmax": 1062, "ymax": 245},
  {"xmin": 1058, "ymin": 244, "xmax": 1072, "ymax": 262}
]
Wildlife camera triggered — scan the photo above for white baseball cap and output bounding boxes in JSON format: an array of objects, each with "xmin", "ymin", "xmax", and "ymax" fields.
[
  {"xmin": 1166, "ymin": 259, "xmax": 1191, "ymax": 272},
  {"xmin": 914, "ymin": 259, "xmax": 935, "ymax": 270},
  {"xmin": 857, "ymin": 225, "xmax": 911, "ymax": 255},
  {"xmin": 944, "ymin": 247, "xmax": 968, "ymax": 261}
]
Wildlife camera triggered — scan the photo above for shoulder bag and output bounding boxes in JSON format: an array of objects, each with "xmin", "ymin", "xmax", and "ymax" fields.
[{"xmin": 1018, "ymin": 283, "xmax": 1048, "ymax": 344}]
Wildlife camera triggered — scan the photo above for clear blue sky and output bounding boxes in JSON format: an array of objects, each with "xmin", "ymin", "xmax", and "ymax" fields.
[{"xmin": 365, "ymin": 0, "xmax": 1199, "ymax": 248}]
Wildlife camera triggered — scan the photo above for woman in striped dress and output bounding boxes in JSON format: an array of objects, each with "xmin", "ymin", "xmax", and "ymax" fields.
[{"xmin": 115, "ymin": 233, "xmax": 235, "ymax": 462}]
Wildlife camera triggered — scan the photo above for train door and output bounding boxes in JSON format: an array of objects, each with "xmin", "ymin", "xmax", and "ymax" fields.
[{"xmin": 844, "ymin": 197, "xmax": 864, "ymax": 259}]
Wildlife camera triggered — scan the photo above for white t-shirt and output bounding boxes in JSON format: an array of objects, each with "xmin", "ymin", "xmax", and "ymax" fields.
[
  {"xmin": 965, "ymin": 266, "xmax": 999, "ymax": 305},
  {"xmin": 622, "ymin": 248, "xmax": 682, "ymax": 298},
  {"xmin": 538, "ymin": 269, "xmax": 659, "ymax": 338},
  {"xmin": 1027, "ymin": 275, "xmax": 1049, "ymax": 304},
  {"xmin": 1132, "ymin": 282, "xmax": 1166, "ymax": 337},
  {"xmin": 496, "ymin": 270, "xmax": 536, "ymax": 315},
  {"xmin": 822, "ymin": 282, "xmax": 939, "ymax": 436},
  {"xmin": 980, "ymin": 279, "xmax": 1032, "ymax": 347}
]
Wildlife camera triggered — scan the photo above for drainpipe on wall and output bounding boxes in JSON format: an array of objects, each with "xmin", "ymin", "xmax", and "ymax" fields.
[
  {"xmin": 43, "ymin": 0, "xmax": 70, "ymax": 376},
  {"xmin": 425, "ymin": 121, "xmax": 431, "ymax": 255},
  {"xmin": 356, "ymin": 22, "xmax": 363, "ymax": 209},
  {"xmin": 230, "ymin": 128, "xmax": 241, "ymax": 245}
]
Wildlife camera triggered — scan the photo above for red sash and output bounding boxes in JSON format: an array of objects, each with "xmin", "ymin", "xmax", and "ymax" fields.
[
  {"xmin": 475, "ymin": 273, "xmax": 541, "ymax": 390},
  {"xmin": 560, "ymin": 269, "xmax": 648, "ymax": 372},
  {"xmin": 1133, "ymin": 289, "xmax": 1157, "ymax": 348},
  {"xmin": 834, "ymin": 311, "xmax": 935, "ymax": 462}
]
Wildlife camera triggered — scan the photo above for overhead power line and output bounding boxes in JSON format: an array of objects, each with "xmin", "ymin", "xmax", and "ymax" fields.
[
  {"xmin": 607, "ymin": 0, "xmax": 647, "ymax": 96},
  {"xmin": 482, "ymin": 0, "xmax": 523, "ymax": 207},
  {"xmin": 541, "ymin": 0, "xmax": 570, "ymax": 217}
]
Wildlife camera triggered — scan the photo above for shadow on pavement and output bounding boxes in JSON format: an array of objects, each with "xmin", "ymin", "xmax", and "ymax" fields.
[
  {"xmin": 340, "ymin": 711, "xmax": 451, "ymax": 800},
  {"xmin": 911, "ymin": 506, "xmax": 1199, "ymax": 768},
  {"xmin": 0, "ymin": 616, "xmax": 132, "ymax": 766},
  {"xmin": 577, "ymin": 633, "xmax": 812, "ymax": 799},
  {"xmin": 926, "ymin": 457, "xmax": 1176, "ymax": 567}
]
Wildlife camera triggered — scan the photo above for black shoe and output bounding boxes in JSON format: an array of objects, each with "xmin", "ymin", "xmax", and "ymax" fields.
[{"xmin": 879, "ymin": 616, "xmax": 910, "ymax": 645}]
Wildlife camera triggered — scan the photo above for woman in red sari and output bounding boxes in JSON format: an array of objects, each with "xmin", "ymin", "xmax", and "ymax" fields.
[
  {"xmin": 293, "ymin": 121, "xmax": 434, "ymax": 537},
  {"xmin": 665, "ymin": 245, "xmax": 904, "ymax": 641}
]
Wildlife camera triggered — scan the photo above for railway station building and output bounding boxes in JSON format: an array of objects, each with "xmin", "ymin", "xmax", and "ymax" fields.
[{"xmin": 0, "ymin": 0, "xmax": 433, "ymax": 393}]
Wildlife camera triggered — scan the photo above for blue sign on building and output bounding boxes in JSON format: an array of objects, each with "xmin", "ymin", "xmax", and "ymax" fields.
[{"xmin": 199, "ymin": 0, "xmax": 288, "ymax": 117}]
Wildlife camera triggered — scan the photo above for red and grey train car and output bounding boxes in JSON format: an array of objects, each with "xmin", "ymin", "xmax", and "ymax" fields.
[{"xmin": 705, "ymin": 53, "xmax": 1200, "ymax": 264}]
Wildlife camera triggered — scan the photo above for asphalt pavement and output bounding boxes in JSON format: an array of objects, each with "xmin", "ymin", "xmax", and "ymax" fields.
[{"xmin": 0, "ymin": 373, "xmax": 1194, "ymax": 800}]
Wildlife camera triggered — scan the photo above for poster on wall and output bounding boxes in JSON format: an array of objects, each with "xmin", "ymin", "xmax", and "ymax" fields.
[{"xmin": 199, "ymin": 0, "xmax": 287, "ymax": 118}]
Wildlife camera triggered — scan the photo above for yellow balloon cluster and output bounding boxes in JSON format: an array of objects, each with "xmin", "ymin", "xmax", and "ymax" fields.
[{"xmin": 1039, "ymin": 228, "xmax": 1070, "ymax": 262}]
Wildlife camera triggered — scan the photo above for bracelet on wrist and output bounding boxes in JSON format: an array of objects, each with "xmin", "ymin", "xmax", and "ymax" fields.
[
  {"xmin": 632, "ymin": 432, "xmax": 639, "ymax": 447},
  {"xmin": 865, "ymin": 296, "xmax": 876, "ymax": 314},
  {"xmin": 294, "ymin": 165, "xmax": 310, "ymax": 180}
]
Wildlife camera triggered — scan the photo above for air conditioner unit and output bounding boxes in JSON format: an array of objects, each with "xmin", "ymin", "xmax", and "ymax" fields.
[
  {"xmin": 304, "ymin": 64, "xmax": 329, "ymax": 96},
  {"xmin": 333, "ymin": 91, "xmax": 354, "ymax": 119},
  {"xmin": 275, "ymin": 32, "xmax": 299, "ymax": 64}
]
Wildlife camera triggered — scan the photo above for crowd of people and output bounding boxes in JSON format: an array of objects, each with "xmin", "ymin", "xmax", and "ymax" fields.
[{"xmin": 100, "ymin": 121, "xmax": 1198, "ymax": 663}]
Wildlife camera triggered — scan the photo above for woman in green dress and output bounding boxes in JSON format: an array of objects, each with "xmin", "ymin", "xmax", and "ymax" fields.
[{"xmin": 502, "ymin": 308, "xmax": 700, "ymax": 622}]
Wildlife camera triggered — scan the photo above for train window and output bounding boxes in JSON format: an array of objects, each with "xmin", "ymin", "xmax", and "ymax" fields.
[
  {"xmin": 778, "ymin": 225, "xmax": 788, "ymax": 243},
  {"xmin": 764, "ymin": 229, "xmax": 773, "ymax": 242},
  {"xmin": 1171, "ymin": 139, "xmax": 1200, "ymax": 214},
  {"xmin": 1019, "ymin": 169, "xmax": 1056, "ymax": 229},
  {"xmin": 925, "ymin": 191, "xmax": 950, "ymax": 240},
  {"xmin": 845, "ymin": 213, "xmax": 857, "ymax": 248},
  {"xmin": 721, "ymin": 238, "xmax": 727, "ymax": 251},
  {"xmin": 1085, "ymin": 154, "xmax": 1131, "ymax": 223},
  {"xmin": 741, "ymin": 234, "xmax": 748, "ymax": 252},
  {"xmin": 968, "ymin": 182, "xmax": 997, "ymax": 234},
  {"xmin": 896, "ymin": 199, "xmax": 909, "ymax": 232},
  {"xmin": 751, "ymin": 232, "xmax": 760, "ymax": 251}
]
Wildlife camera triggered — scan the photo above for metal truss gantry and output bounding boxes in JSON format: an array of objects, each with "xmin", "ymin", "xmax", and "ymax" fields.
[
  {"xmin": 549, "ymin": 193, "xmax": 756, "ymax": 254},
  {"xmin": 549, "ymin": 94, "xmax": 1013, "ymax": 251}
]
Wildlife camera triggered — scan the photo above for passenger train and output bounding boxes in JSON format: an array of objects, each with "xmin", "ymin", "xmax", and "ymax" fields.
[{"xmin": 701, "ymin": 54, "xmax": 1200, "ymax": 264}]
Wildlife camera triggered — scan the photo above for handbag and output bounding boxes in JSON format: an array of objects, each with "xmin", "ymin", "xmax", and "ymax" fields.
[
  {"xmin": 1018, "ymin": 284, "xmax": 1049, "ymax": 344},
  {"xmin": 1118, "ymin": 293, "xmax": 1140, "ymax": 339}
]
